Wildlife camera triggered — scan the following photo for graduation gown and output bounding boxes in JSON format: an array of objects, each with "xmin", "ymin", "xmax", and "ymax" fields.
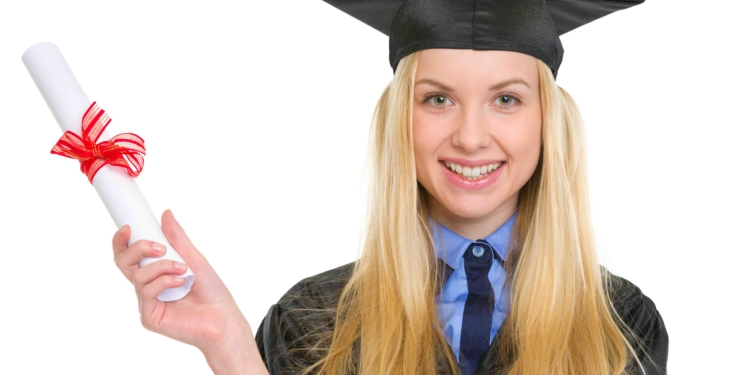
[{"xmin": 255, "ymin": 261, "xmax": 668, "ymax": 374}]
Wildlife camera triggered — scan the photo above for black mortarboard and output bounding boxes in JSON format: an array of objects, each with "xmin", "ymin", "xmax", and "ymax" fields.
[{"xmin": 321, "ymin": 0, "xmax": 645, "ymax": 79}]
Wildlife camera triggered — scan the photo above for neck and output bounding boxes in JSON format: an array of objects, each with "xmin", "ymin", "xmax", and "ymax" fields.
[{"xmin": 428, "ymin": 194, "xmax": 518, "ymax": 240}]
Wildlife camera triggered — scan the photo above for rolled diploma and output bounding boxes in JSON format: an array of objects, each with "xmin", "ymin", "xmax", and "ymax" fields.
[{"xmin": 22, "ymin": 42, "xmax": 195, "ymax": 302}]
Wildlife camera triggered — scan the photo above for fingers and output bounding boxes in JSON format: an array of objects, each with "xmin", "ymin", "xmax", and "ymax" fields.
[
  {"xmin": 112, "ymin": 225, "xmax": 130, "ymax": 259},
  {"xmin": 113, "ymin": 209, "xmax": 202, "ymax": 286},
  {"xmin": 136, "ymin": 260, "xmax": 188, "ymax": 328},
  {"xmin": 140, "ymin": 274, "xmax": 186, "ymax": 325},
  {"xmin": 114, "ymin": 238, "xmax": 167, "ymax": 283},
  {"xmin": 141, "ymin": 273, "xmax": 186, "ymax": 301},
  {"xmin": 133, "ymin": 259, "xmax": 188, "ymax": 312}
]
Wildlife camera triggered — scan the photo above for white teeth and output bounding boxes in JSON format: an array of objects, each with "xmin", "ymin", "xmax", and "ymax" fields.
[{"xmin": 443, "ymin": 161, "xmax": 503, "ymax": 180}]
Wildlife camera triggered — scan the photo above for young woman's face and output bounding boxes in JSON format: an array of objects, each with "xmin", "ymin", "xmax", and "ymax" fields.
[{"xmin": 413, "ymin": 49, "xmax": 542, "ymax": 224}]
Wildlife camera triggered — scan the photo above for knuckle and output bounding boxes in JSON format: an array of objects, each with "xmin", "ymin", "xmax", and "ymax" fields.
[
  {"xmin": 137, "ymin": 240, "xmax": 152, "ymax": 253},
  {"xmin": 132, "ymin": 269, "xmax": 145, "ymax": 286},
  {"xmin": 163, "ymin": 260, "xmax": 176, "ymax": 272},
  {"xmin": 114, "ymin": 251, "xmax": 128, "ymax": 267},
  {"xmin": 127, "ymin": 240, "xmax": 146, "ymax": 254},
  {"xmin": 140, "ymin": 314, "xmax": 154, "ymax": 331}
]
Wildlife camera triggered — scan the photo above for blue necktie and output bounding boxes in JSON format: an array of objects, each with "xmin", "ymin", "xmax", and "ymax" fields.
[{"xmin": 459, "ymin": 240, "xmax": 495, "ymax": 375}]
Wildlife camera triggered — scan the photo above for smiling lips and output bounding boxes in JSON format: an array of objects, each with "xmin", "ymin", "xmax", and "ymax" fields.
[{"xmin": 442, "ymin": 161, "xmax": 504, "ymax": 180}]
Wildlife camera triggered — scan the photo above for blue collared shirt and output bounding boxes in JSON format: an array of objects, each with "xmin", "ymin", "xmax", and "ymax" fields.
[{"xmin": 429, "ymin": 211, "xmax": 517, "ymax": 362}]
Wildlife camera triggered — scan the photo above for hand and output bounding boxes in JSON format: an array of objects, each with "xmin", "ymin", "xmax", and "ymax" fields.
[{"xmin": 112, "ymin": 209, "xmax": 267, "ymax": 374}]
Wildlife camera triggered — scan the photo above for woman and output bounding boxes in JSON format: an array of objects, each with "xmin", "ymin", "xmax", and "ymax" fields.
[{"xmin": 112, "ymin": 1, "xmax": 668, "ymax": 374}]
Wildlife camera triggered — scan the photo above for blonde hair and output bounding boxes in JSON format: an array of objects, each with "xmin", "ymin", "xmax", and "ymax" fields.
[{"xmin": 298, "ymin": 50, "xmax": 643, "ymax": 375}]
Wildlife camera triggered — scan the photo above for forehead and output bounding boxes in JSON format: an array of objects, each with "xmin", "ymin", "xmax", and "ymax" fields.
[{"xmin": 415, "ymin": 49, "xmax": 539, "ymax": 85}]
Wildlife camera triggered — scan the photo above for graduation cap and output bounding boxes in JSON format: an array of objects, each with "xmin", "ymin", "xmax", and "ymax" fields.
[{"xmin": 321, "ymin": 0, "xmax": 645, "ymax": 79}]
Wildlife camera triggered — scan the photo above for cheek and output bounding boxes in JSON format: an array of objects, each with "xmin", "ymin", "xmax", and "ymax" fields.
[
  {"xmin": 501, "ymin": 121, "xmax": 542, "ymax": 182},
  {"xmin": 412, "ymin": 112, "xmax": 444, "ymax": 180},
  {"xmin": 413, "ymin": 116, "xmax": 432, "ymax": 182}
]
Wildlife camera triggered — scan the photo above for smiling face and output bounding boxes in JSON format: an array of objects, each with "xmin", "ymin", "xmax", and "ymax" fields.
[{"xmin": 413, "ymin": 49, "xmax": 542, "ymax": 237}]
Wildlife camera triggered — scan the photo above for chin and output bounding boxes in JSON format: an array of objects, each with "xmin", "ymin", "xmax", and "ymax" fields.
[{"xmin": 444, "ymin": 202, "xmax": 498, "ymax": 220}]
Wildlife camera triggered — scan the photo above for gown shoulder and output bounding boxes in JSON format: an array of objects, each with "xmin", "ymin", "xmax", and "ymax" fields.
[
  {"xmin": 255, "ymin": 262, "xmax": 668, "ymax": 375},
  {"xmin": 605, "ymin": 269, "xmax": 669, "ymax": 374},
  {"xmin": 255, "ymin": 262, "xmax": 355, "ymax": 374}
]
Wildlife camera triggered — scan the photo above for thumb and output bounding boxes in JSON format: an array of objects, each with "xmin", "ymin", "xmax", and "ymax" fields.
[{"xmin": 161, "ymin": 209, "xmax": 206, "ymax": 267}]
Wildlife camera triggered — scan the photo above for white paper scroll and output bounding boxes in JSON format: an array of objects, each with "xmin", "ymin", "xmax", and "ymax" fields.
[{"xmin": 22, "ymin": 42, "xmax": 195, "ymax": 302}]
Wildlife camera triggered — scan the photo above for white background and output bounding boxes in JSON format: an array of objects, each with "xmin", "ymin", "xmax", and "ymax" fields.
[{"xmin": 0, "ymin": 0, "xmax": 747, "ymax": 373}]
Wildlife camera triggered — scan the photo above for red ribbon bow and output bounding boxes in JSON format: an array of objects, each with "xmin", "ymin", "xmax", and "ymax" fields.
[{"xmin": 51, "ymin": 101, "xmax": 146, "ymax": 184}]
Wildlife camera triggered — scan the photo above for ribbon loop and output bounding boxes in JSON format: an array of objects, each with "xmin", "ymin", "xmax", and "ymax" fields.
[
  {"xmin": 51, "ymin": 101, "xmax": 146, "ymax": 184},
  {"xmin": 92, "ymin": 142, "xmax": 103, "ymax": 159}
]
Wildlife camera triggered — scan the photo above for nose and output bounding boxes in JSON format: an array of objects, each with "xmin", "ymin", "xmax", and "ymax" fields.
[{"xmin": 452, "ymin": 106, "xmax": 491, "ymax": 153}]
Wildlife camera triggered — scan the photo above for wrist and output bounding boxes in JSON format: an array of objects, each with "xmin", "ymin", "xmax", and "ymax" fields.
[{"xmin": 201, "ymin": 320, "xmax": 268, "ymax": 375}]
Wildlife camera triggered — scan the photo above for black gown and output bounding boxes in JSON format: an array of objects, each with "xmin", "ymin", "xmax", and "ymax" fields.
[{"xmin": 255, "ymin": 260, "xmax": 668, "ymax": 374}]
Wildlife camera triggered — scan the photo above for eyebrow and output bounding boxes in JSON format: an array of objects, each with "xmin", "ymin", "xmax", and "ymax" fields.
[{"xmin": 415, "ymin": 77, "xmax": 531, "ymax": 92}]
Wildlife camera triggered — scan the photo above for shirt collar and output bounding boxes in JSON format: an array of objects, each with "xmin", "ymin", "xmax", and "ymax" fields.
[{"xmin": 428, "ymin": 210, "xmax": 518, "ymax": 270}]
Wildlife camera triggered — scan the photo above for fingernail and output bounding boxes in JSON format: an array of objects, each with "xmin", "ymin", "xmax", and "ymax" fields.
[
  {"xmin": 174, "ymin": 276, "xmax": 185, "ymax": 283},
  {"xmin": 117, "ymin": 225, "xmax": 127, "ymax": 234},
  {"xmin": 153, "ymin": 243, "xmax": 166, "ymax": 254},
  {"xmin": 174, "ymin": 262, "xmax": 186, "ymax": 271}
]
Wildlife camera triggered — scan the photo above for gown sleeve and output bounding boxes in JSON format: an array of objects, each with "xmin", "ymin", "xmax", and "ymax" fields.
[
  {"xmin": 608, "ymin": 273, "xmax": 669, "ymax": 375},
  {"xmin": 254, "ymin": 263, "xmax": 355, "ymax": 375}
]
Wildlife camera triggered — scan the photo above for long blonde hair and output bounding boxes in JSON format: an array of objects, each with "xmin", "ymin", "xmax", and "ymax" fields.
[{"xmin": 300, "ymin": 50, "xmax": 641, "ymax": 375}]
